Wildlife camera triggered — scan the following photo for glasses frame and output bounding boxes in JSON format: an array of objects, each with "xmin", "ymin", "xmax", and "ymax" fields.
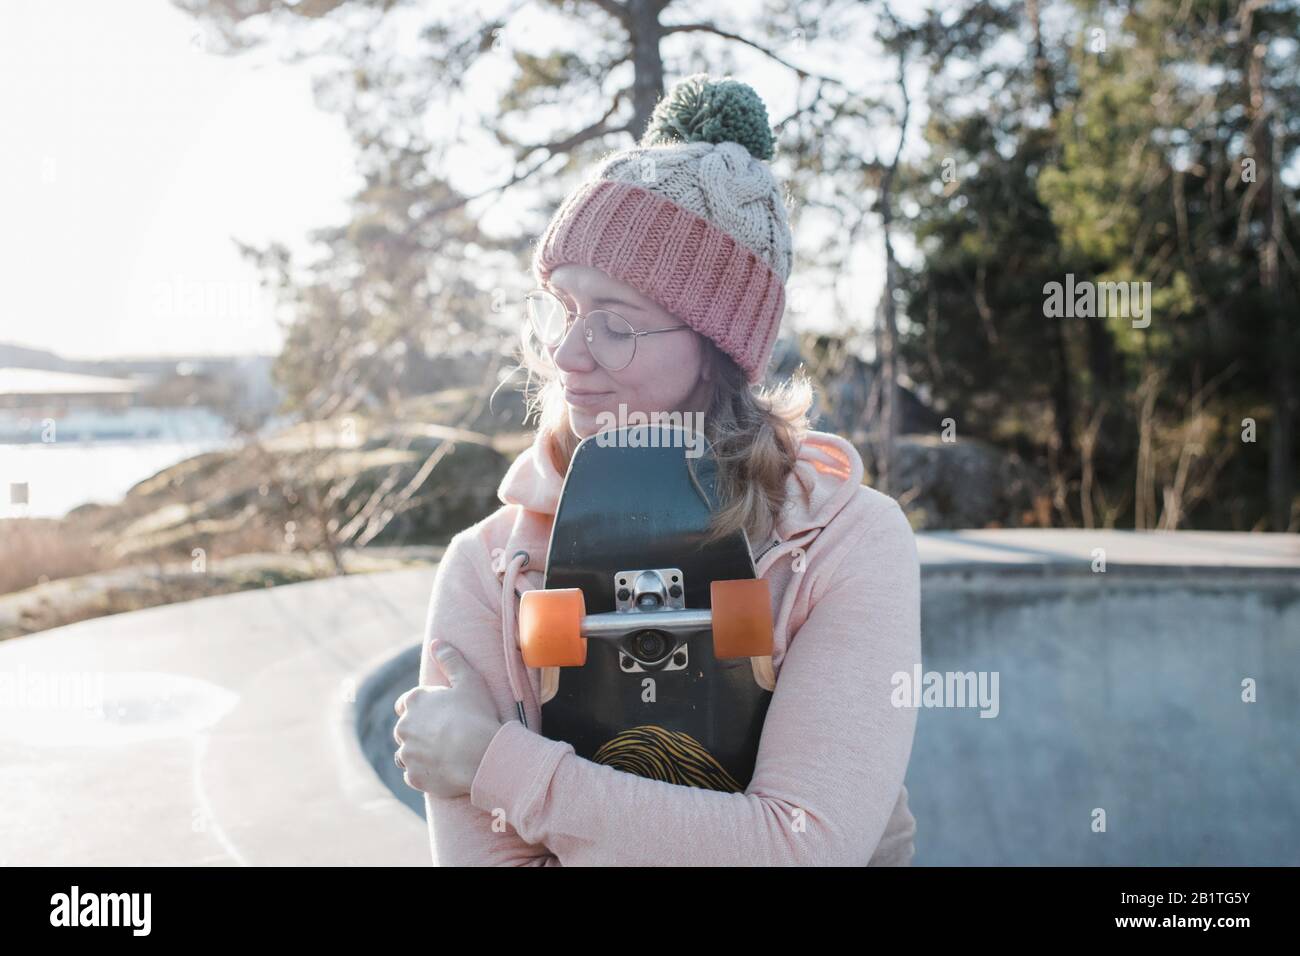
[{"xmin": 525, "ymin": 287, "xmax": 693, "ymax": 372}]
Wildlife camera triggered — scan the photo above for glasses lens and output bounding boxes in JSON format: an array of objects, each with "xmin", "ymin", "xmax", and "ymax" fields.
[
  {"xmin": 526, "ymin": 290, "xmax": 569, "ymax": 346},
  {"xmin": 586, "ymin": 310, "xmax": 636, "ymax": 371}
]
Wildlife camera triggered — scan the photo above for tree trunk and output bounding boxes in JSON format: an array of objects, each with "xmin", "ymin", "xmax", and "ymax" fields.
[
  {"xmin": 627, "ymin": 0, "xmax": 665, "ymax": 139},
  {"xmin": 878, "ymin": 190, "xmax": 900, "ymax": 496},
  {"xmin": 1250, "ymin": 49, "xmax": 1295, "ymax": 531},
  {"xmin": 874, "ymin": 35, "xmax": 911, "ymax": 497}
]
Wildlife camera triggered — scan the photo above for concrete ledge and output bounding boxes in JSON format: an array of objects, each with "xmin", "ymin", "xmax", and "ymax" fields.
[{"xmin": 917, "ymin": 528, "xmax": 1300, "ymax": 569}]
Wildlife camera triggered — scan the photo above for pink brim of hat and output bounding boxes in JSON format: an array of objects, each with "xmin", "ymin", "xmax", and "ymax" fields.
[{"xmin": 533, "ymin": 179, "xmax": 786, "ymax": 383}]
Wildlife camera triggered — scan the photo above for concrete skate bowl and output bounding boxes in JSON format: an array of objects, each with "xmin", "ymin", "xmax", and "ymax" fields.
[
  {"xmin": 357, "ymin": 642, "xmax": 426, "ymax": 817},
  {"xmin": 356, "ymin": 531, "xmax": 1300, "ymax": 865},
  {"xmin": 906, "ymin": 560, "xmax": 1300, "ymax": 865}
]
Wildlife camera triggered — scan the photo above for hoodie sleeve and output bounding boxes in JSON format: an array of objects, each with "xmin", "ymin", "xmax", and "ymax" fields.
[
  {"xmin": 420, "ymin": 531, "xmax": 559, "ymax": 866},
  {"xmin": 467, "ymin": 498, "xmax": 922, "ymax": 866}
]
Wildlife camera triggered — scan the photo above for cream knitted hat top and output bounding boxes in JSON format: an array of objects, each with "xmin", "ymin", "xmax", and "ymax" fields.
[{"xmin": 532, "ymin": 74, "xmax": 794, "ymax": 383}]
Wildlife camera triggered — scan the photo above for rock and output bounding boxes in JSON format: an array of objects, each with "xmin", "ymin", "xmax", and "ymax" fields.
[
  {"xmin": 769, "ymin": 333, "xmax": 942, "ymax": 440},
  {"xmin": 67, "ymin": 411, "xmax": 513, "ymax": 565},
  {"xmin": 859, "ymin": 435, "xmax": 1047, "ymax": 530}
]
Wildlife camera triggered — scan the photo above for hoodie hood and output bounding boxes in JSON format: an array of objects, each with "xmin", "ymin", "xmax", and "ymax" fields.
[{"xmin": 496, "ymin": 426, "xmax": 865, "ymax": 545}]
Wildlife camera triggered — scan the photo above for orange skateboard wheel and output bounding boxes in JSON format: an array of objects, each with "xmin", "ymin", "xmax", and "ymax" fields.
[
  {"xmin": 519, "ymin": 588, "xmax": 587, "ymax": 667},
  {"xmin": 710, "ymin": 578, "xmax": 774, "ymax": 659}
]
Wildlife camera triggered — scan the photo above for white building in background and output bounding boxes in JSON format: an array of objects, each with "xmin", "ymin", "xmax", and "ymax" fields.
[{"xmin": 0, "ymin": 367, "xmax": 230, "ymax": 444}]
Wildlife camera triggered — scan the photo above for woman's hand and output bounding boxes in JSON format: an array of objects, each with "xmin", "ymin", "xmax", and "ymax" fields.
[{"xmin": 393, "ymin": 644, "xmax": 504, "ymax": 799}]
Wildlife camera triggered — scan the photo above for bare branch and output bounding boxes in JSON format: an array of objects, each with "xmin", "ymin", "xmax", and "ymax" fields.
[
  {"xmin": 661, "ymin": 22, "xmax": 846, "ymax": 86},
  {"xmin": 420, "ymin": 107, "xmax": 632, "ymax": 221},
  {"xmin": 509, "ymin": 88, "xmax": 632, "ymax": 155}
]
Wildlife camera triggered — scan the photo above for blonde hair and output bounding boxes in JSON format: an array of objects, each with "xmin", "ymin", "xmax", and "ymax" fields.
[{"xmin": 516, "ymin": 322, "xmax": 816, "ymax": 546}]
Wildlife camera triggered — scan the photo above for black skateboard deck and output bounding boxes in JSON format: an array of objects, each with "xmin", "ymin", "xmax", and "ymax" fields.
[{"xmin": 527, "ymin": 424, "xmax": 773, "ymax": 792}]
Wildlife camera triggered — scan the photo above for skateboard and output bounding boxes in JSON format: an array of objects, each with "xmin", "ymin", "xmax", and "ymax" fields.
[{"xmin": 519, "ymin": 424, "xmax": 774, "ymax": 792}]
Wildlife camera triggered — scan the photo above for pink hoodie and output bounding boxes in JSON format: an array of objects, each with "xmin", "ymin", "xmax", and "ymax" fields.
[{"xmin": 419, "ymin": 427, "xmax": 921, "ymax": 866}]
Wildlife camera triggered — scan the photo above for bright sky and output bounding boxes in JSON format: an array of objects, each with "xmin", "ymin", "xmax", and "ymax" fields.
[
  {"xmin": 1, "ymin": 0, "xmax": 931, "ymax": 363},
  {"xmin": 1, "ymin": 0, "xmax": 357, "ymax": 360}
]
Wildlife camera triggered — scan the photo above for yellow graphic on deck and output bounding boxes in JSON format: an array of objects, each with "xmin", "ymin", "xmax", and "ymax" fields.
[{"xmin": 592, "ymin": 725, "xmax": 742, "ymax": 792}]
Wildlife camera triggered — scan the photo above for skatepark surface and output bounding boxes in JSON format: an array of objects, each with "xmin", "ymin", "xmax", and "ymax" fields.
[{"xmin": 2, "ymin": 530, "xmax": 1297, "ymax": 865}]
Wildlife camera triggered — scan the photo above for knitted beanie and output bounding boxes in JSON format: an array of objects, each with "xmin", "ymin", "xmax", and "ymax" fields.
[{"xmin": 531, "ymin": 74, "xmax": 794, "ymax": 384}]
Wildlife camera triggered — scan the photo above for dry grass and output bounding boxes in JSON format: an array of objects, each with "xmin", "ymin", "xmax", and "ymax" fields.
[{"xmin": 0, "ymin": 518, "xmax": 114, "ymax": 596}]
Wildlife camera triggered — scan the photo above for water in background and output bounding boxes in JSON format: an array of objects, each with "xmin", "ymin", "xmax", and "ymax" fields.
[{"xmin": 0, "ymin": 407, "xmax": 247, "ymax": 519}]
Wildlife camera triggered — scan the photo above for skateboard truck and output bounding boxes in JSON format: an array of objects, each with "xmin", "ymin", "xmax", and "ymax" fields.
[
  {"xmin": 613, "ymin": 569, "xmax": 692, "ymax": 673},
  {"xmin": 519, "ymin": 569, "xmax": 773, "ymax": 669}
]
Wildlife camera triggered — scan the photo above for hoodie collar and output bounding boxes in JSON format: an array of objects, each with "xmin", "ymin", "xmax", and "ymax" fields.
[
  {"xmin": 496, "ymin": 427, "xmax": 865, "ymax": 544},
  {"xmin": 496, "ymin": 428, "xmax": 566, "ymax": 515}
]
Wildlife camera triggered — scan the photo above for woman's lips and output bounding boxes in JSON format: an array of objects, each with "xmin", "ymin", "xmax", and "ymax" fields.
[{"xmin": 563, "ymin": 387, "xmax": 612, "ymax": 408}]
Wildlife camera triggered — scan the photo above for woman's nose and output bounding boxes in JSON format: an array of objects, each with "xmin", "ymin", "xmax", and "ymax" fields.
[{"xmin": 552, "ymin": 314, "xmax": 596, "ymax": 373}]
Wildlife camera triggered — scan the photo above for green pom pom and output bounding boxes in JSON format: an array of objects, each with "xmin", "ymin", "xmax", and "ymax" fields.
[{"xmin": 642, "ymin": 74, "xmax": 775, "ymax": 161}]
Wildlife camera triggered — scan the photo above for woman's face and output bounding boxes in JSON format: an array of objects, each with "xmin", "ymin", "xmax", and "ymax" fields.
[{"xmin": 544, "ymin": 264, "xmax": 713, "ymax": 439}]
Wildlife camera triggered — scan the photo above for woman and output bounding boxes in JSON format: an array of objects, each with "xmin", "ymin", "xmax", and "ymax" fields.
[{"xmin": 393, "ymin": 74, "xmax": 921, "ymax": 866}]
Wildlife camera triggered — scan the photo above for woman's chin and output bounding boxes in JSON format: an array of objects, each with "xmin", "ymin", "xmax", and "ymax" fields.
[{"xmin": 567, "ymin": 406, "xmax": 607, "ymax": 440}]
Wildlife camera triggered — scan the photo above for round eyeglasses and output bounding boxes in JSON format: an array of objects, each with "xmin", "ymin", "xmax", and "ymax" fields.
[{"xmin": 525, "ymin": 287, "xmax": 693, "ymax": 372}]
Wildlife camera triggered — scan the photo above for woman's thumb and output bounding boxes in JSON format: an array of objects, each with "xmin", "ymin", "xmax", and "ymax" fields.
[{"xmin": 433, "ymin": 642, "xmax": 463, "ymax": 681}]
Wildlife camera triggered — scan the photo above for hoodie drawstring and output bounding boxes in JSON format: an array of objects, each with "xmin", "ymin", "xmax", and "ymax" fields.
[{"xmin": 500, "ymin": 550, "xmax": 534, "ymax": 728}]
